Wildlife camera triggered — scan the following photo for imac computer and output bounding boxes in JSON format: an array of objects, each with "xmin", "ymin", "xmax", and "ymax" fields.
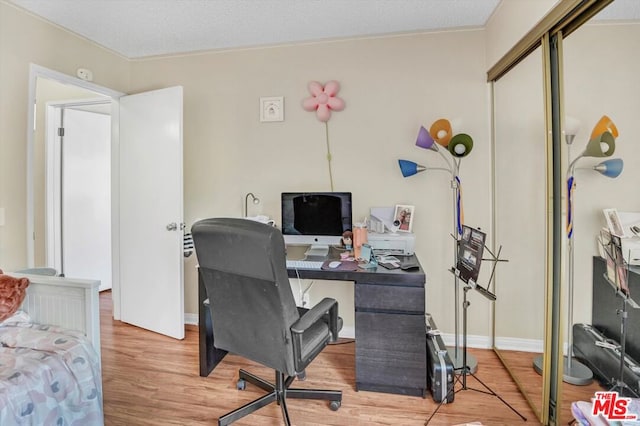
[{"xmin": 281, "ymin": 192, "xmax": 352, "ymax": 258}]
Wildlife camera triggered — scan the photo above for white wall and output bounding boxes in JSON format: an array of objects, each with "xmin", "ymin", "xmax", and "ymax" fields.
[
  {"xmin": 128, "ymin": 30, "xmax": 493, "ymax": 336},
  {"xmin": 11, "ymin": 0, "xmax": 628, "ymax": 346},
  {"xmin": 485, "ymin": 0, "xmax": 558, "ymax": 69},
  {"xmin": 0, "ymin": 1, "xmax": 129, "ymax": 269},
  {"xmin": 563, "ymin": 22, "xmax": 640, "ymax": 326}
]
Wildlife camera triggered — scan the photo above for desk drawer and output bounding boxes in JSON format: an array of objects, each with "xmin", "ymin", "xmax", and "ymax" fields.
[
  {"xmin": 355, "ymin": 284, "xmax": 424, "ymax": 313},
  {"xmin": 355, "ymin": 311, "xmax": 426, "ymax": 396}
]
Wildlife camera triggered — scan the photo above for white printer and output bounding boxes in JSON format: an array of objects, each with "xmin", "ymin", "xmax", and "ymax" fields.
[
  {"xmin": 600, "ymin": 211, "xmax": 640, "ymax": 266},
  {"xmin": 367, "ymin": 231, "xmax": 416, "ymax": 256},
  {"xmin": 366, "ymin": 206, "xmax": 416, "ymax": 255}
]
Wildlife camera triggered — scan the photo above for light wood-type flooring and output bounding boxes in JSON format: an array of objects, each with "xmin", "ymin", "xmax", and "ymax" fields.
[{"xmin": 100, "ymin": 291, "xmax": 604, "ymax": 425}]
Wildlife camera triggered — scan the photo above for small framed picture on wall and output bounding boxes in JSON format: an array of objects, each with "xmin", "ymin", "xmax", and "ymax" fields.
[{"xmin": 393, "ymin": 204, "xmax": 415, "ymax": 233}]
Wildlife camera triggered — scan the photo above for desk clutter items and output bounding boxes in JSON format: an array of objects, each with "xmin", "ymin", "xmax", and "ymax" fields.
[
  {"xmin": 244, "ymin": 215, "xmax": 276, "ymax": 226},
  {"xmin": 426, "ymin": 314, "xmax": 455, "ymax": 403},
  {"xmin": 321, "ymin": 260, "xmax": 358, "ymax": 271},
  {"xmin": 356, "ymin": 243, "xmax": 377, "ymax": 270},
  {"xmin": 377, "ymin": 255, "xmax": 401, "ymax": 270},
  {"xmin": 400, "ymin": 258, "xmax": 420, "ymax": 271},
  {"xmin": 353, "ymin": 221, "xmax": 368, "ymax": 259}
]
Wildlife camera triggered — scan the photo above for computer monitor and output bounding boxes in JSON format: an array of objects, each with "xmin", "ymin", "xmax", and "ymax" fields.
[{"xmin": 281, "ymin": 192, "xmax": 352, "ymax": 257}]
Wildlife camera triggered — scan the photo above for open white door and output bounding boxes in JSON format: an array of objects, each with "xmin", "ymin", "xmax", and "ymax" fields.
[{"xmin": 118, "ymin": 86, "xmax": 184, "ymax": 339}]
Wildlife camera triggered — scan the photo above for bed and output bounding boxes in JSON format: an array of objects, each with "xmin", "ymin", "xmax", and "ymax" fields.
[{"xmin": 1, "ymin": 272, "xmax": 102, "ymax": 425}]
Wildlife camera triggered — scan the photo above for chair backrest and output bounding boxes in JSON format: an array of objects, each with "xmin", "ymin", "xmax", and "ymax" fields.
[{"xmin": 192, "ymin": 218, "xmax": 300, "ymax": 376}]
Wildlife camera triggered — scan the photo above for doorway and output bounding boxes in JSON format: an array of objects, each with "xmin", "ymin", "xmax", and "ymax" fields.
[
  {"xmin": 27, "ymin": 64, "xmax": 185, "ymax": 339},
  {"xmin": 45, "ymin": 100, "xmax": 112, "ymax": 291}
]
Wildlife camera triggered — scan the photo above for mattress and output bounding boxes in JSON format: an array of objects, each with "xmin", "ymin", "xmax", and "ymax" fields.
[{"xmin": 0, "ymin": 321, "xmax": 103, "ymax": 425}]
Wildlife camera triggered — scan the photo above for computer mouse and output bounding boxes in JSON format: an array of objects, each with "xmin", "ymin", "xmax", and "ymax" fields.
[{"xmin": 328, "ymin": 261, "xmax": 342, "ymax": 269}]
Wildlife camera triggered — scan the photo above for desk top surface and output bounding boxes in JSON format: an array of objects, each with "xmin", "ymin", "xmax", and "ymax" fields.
[{"xmin": 286, "ymin": 245, "xmax": 425, "ymax": 286}]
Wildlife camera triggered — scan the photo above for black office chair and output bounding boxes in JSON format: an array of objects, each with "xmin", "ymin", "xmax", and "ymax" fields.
[{"xmin": 192, "ymin": 218, "xmax": 342, "ymax": 426}]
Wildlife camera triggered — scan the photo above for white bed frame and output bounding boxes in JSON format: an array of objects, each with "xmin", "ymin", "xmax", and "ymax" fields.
[{"xmin": 11, "ymin": 273, "xmax": 101, "ymax": 361}]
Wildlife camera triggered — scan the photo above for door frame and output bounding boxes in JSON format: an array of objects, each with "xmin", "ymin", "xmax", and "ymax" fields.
[{"xmin": 27, "ymin": 64, "xmax": 125, "ymax": 318}]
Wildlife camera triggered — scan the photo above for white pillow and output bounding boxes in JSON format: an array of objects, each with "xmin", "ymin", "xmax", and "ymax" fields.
[{"xmin": 0, "ymin": 309, "xmax": 32, "ymax": 325}]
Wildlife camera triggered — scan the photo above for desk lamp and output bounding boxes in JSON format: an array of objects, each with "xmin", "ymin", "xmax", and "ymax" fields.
[
  {"xmin": 399, "ymin": 119, "xmax": 475, "ymax": 373},
  {"xmin": 533, "ymin": 115, "xmax": 623, "ymax": 385},
  {"xmin": 244, "ymin": 192, "xmax": 260, "ymax": 217}
]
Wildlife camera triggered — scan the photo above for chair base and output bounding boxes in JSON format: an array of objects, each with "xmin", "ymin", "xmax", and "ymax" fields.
[{"xmin": 218, "ymin": 369, "xmax": 342, "ymax": 426}]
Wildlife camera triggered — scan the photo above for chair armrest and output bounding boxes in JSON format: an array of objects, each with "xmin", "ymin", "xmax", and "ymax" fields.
[{"xmin": 291, "ymin": 297, "xmax": 339, "ymax": 342}]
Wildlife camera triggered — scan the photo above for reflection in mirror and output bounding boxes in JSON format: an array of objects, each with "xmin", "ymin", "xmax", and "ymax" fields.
[
  {"xmin": 32, "ymin": 77, "xmax": 112, "ymax": 290},
  {"xmin": 493, "ymin": 46, "xmax": 547, "ymax": 422},
  {"xmin": 561, "ymin": 18, "xmax": 640, "ymax": 425}
]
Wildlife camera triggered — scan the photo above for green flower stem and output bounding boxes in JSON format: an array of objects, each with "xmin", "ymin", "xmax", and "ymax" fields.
[{"xmin": 325, "ymin": 121, "xmax": 334, "ymax": 191}]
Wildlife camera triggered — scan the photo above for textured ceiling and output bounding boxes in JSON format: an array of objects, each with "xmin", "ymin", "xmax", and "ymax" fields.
[
  {"xmin": 8, "ymin": 0, "xmax": 501, "ymax": 58},
  {"xmin": 7, "ymin": 0, "xmax": 639, "ymax": 59}
]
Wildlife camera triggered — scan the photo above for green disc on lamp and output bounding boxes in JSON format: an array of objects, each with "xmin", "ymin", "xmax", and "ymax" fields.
[
  {"xmin": 582, "ymin": 131, "xmax": 615, "ymax": 157},
  {"xmin": 448, "ymin": 133, "xmax": 473, "ymax": 158}
]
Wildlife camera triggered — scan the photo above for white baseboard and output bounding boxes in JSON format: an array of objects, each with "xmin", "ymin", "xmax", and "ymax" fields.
[
  {"xmin": 185, "ymin": 313, "xmax": 198, "ymax": 326},
  {"xmin": 440, "ymin": 333, "xmax": 543, "ymax": 353},
  {"xmin": 186, "ymin": 313, "xmax": 543, "ymax": 353},
  {"xmin": 339, "ymin": 326, "xmax": 355, "ymax": 339}
]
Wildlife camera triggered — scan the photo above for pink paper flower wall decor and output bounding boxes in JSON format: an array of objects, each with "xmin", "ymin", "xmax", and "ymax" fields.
[{"xmin": 302, "ymin": 80, "xmax": 345, "ymax": 122}]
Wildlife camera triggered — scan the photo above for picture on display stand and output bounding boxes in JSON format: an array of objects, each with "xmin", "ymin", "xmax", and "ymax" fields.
[
  {"xmin": 599, "ymin": 229, "xmax": 629, "ymax": 296},
  {"xmin": 603, "ymin": 208, "xmax": 625, "ymax": 237},
  {"xmin": 456, "ymin": 225, "xmax": 486, "ymax": 284},
  {"xmin": 394, "ymin": 204, "xmax": 415, "ymax": 233}
]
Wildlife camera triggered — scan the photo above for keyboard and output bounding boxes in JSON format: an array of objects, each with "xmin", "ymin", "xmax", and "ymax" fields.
[{"xmin": 286, "ymin": 260, "xmax": 324, "ymax": 270}]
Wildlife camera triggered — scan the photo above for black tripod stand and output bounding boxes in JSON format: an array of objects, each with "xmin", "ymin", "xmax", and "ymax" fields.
[
  {"xmin": 426, "ymin": 280, "xmax": 527, "ymax": 424},
  {"xmin": 426, "ymin": 234, "xmax": 526, "ymax": 425}
]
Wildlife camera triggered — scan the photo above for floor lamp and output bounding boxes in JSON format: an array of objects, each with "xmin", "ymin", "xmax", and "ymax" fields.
[
  {"xmin": 533, "ymin": 115, "xmax": 623, "ymax": 384},
  {"xmin": 398, "ymin": 119, "xmax": 476, "ymax": 373}
]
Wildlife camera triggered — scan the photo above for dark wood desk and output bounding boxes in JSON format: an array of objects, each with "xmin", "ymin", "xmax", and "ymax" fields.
[{"xmin": 198, "ymin": 252, "xmax": 427, "ymax": 397}]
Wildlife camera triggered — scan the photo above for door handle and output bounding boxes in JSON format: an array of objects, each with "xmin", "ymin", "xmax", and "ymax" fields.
[{"xmin": 166, "ymin": 222, "xmax": 186, "ymax": 231}]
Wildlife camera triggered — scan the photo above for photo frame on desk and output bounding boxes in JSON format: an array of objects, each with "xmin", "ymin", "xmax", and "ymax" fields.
[
  {"xmin": 357, "ymin": 243, "xmax": 378, "ymax": 269},
  {"xmin": 394, "ymin": 204, "xmax": 415, "ymax": 233}
]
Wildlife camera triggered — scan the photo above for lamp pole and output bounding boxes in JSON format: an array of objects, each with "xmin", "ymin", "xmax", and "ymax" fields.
[
  {"xmin": 435, "ymin": 149, "xmax": 477, "ymax": 373},
  {"xmin": 561, "ymin": 161, "xmax": 594, "ymax": 384},
  {"xmin": 532, "ymin": 151, "xmax": 593, "ymax": 384}
]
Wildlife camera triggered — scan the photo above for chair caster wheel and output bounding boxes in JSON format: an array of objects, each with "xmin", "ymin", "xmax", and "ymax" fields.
[
  {"xmin": 330, "ymin": 400, "xmax": 341, "ymax": 411},
  {"xmin": 236, "ymin": 379, "xmax": 246, "ymax": 390}
]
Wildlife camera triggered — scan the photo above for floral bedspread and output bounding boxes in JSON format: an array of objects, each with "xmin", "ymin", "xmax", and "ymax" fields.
[{"xmin": 0, "ymin": 322, "xmax": 103, "ymax": 425}]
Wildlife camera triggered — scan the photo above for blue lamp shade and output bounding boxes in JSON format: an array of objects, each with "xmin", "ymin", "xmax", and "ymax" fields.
[
  {"xmin": 415, "ymin": 126, "xmax": 438, "ymax": 151},
  {"xmin": 594, "ymin": 158, "xmax": 623, "ymax": 178},
  {"xmin": 398, "ymin": 159, "xmax": 426, "ymax": 177}
]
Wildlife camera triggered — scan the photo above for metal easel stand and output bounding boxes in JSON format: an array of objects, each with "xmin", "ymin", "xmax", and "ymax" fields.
[
  {"xmin": 603, "ymin": 273, "xmax": 640, "ymax": 398},
  {"xmin": 426, "ymin": 248, "xmax": 526, "ymax": 425}
]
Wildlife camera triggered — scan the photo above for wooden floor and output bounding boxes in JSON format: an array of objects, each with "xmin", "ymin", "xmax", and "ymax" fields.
[{"xmin": 100, "ymin": 292, "xmax": 604, "ymax": 425}]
